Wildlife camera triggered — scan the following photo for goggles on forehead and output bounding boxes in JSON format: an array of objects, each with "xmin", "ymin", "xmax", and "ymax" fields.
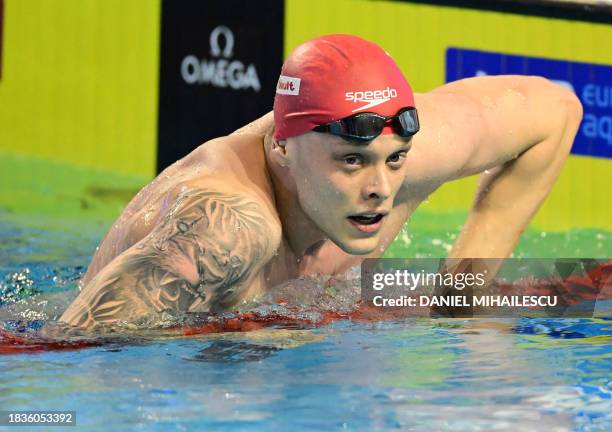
[{"xmin": 312, "ymin": 107, "xmax": 419, "ymax": 143}]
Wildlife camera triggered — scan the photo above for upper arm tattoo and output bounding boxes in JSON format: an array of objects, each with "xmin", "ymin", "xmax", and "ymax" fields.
[{"xmin": 60, "ymin": 188, "xmax": 275, "ymax": 329}]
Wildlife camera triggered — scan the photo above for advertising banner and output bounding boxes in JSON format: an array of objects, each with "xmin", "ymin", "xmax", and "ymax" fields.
[{"xmin": 157, "ymin": 0, "xmax": 285, "ymax": 172}]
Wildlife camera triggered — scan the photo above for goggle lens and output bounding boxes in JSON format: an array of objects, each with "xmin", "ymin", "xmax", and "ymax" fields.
[
  {"xmin": 314, "ymin": 107, "xmax": 419, "ymax": 142},
  {"xmin": 396, "ymin": 108, "xmax": 419, "ymax": 137}
]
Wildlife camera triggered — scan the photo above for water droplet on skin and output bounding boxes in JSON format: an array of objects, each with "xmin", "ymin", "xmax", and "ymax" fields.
[{"xmin": 484, "ymin": 169, "xmax": 490, "ymax": 174}]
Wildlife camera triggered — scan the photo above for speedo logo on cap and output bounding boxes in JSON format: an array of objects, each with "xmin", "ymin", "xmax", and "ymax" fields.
[
  {"xmin": 345, "ymin": 87, "xmax": 398, "ymax": 112},
  {"xmin": 276, "ymin": 75, "xmax": 301, "ymax": 95}
]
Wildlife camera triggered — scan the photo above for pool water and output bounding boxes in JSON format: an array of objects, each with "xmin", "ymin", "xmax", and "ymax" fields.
[
  {"xmin": 1, "ymin": 215, "xmax": 611, "ymax": 431},
  {"xmin": 0, "ymin": 153, "xmax": 611, "ymax": 431}
]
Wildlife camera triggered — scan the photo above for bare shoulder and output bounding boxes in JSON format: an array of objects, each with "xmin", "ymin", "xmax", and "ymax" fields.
[
  {"xmin": 83, "ymin": 130, "xmax": 273, "ymax": 282},
  {"xmin": 398, "ymin": 88, "xmax": 481, "ymax": 198},
  {"xmin": 60, "ymin": 178, "xmax": 281, "ymax": 329},
  {"xmin": 230, "ymin": 111, "xmax": 274, "ymax": 137},
  {"xmin": 405, "ymin": 75, "xmax": 580, "ymax": 186}
]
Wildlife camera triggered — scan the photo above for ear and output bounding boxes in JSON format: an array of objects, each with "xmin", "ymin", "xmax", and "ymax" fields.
[{"xmin": 270, "ymin": 139, "xmax": 290, "ymax": 167}]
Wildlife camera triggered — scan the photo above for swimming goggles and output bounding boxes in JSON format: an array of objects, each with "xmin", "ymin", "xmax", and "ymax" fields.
[{"xmin": 313, "ymin": 107, "xmax": 420, "ymax": 142}]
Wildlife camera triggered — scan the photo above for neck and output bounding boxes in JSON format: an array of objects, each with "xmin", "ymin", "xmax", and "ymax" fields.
[{"xmin": 263, "ymin": 132, "xmax": 328, "ymax": 263}]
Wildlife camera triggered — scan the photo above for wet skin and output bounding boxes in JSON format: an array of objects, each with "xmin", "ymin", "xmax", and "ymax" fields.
[{"xmin": 60, "ymin": 75, "xmax": 583, "ymax": 329}]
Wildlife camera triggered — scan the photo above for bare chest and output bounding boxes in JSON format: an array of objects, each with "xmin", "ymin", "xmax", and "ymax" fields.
[{"xmin": 262, "ymin": 198, "xmax": 421, "ymax": 287}]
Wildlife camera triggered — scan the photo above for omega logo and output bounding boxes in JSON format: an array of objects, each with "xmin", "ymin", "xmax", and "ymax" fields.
[
  {"xmin": 209, "ymin": 25, "xmax": 233, "ymax": 58},
  {"xmin": 181, "ymin": 25, "xmax": 261, "ymax": 92}
]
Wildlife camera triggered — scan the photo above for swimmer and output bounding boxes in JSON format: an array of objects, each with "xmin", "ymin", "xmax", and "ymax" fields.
[{"xmin": 59, "ymin": 34, "xmax": 583, "ymax": 329}]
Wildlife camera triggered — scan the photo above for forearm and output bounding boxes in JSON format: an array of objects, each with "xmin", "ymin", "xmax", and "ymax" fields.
[{"xmin": 449, "ymin": 97, "xmax": 583, "ymax": 259}]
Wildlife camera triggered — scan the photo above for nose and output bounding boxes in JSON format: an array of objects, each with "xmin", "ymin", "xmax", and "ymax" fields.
[{"xmin": 361, "ymin": 166, "xmax": 392, "ymax": 201}]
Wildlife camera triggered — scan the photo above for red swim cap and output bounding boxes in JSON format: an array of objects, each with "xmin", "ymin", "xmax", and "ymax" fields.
[{"xmin": 273, "ymin": 34, "xmax": 415, "ymax": 140}]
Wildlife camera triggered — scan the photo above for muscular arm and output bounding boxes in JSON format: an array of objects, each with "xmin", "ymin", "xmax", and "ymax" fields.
[
  {"xmin": 60, "ymin": 187, "xmax": 279, "ymax": 329},
  {"xmin": 429, "ymin": 75, "xmax": 583, "ymax": 258}
]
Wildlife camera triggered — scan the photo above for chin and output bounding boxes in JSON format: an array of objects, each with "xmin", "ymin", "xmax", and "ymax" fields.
[{"xmin": 333, "ymin": 236, "xmax": 378, "ymax": 256}]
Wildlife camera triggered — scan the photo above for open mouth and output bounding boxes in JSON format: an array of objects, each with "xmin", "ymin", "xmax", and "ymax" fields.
[
  {"xmin": 347, "ymin": 214, "xmax": 385, "ymax": 225},
  {"xmin": 347, "ymin": 212, "xmax": 387, "ymax": 233}
]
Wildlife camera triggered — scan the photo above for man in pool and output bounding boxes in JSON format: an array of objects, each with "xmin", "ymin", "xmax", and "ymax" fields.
[{"xmin": 60, "ymin": 34, "xmax": 583, "ymax": 329}]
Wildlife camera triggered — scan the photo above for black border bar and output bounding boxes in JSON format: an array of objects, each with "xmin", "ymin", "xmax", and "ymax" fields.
[{"xmin": 389, "ymin": 0, "xmax": 612, "ymax": 24}]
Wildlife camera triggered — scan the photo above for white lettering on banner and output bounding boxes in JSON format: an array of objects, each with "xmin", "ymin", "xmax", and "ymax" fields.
[
  {"xmin": 180, "ymin": 25, "xmax": 261, "ymax": 92},
  {"xmin": 181, "ymin": 56, "xmax": 199, "ymax": 84},
  {"xmin": 582, "ymin": 84, "xmax": 612, "ymax": 108},
  {"xmin": 581, "ymin": 84, "xmax": 612, "ymax": 145},
  {"xmin": 583, "ymin": 113, "xmax": 612, "ymax": 145}
]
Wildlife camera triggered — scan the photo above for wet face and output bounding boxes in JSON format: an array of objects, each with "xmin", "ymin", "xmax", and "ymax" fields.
[{"xmin": 284, "ymin": 131, "xmax": 412, "ymax": 255}]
